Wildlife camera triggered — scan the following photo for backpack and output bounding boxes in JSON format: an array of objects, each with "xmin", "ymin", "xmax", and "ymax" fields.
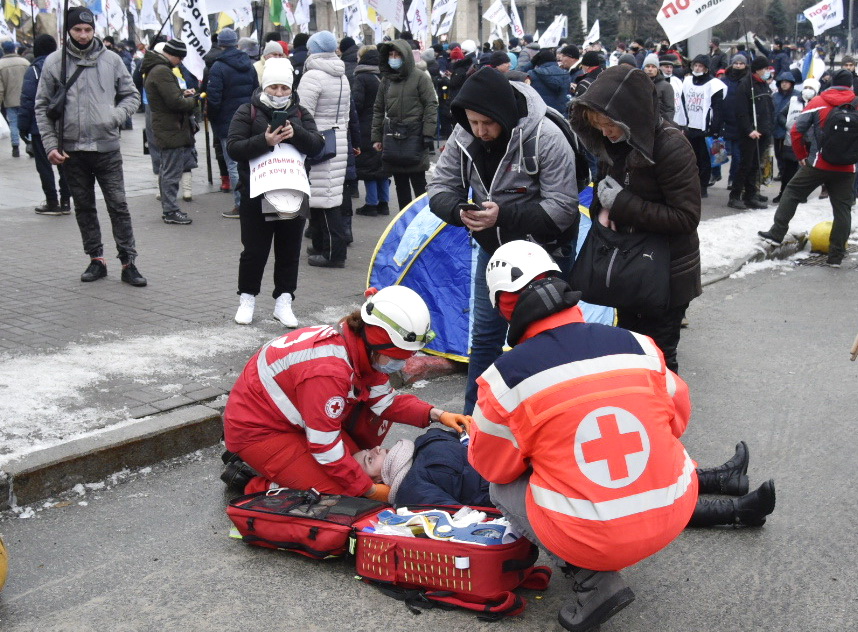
[
  {"xmin": 819, "ymin": 100, "xmax": 858, "ymax": 165},
  {"xmin": 523, "ymin": 107, "xmax": 591, "ymax": 193}
]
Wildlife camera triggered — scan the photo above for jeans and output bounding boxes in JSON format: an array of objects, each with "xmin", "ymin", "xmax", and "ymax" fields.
[
  {"xmin": 238, "ymin": 209, "xmax": 305, "ymax": 298},
  {"xmin": 5, "ymin": 107, "xmax": 20, "ymax": 146},
  {"xmin": 364, "ymin": 178, "xmax": 390, "ymax": 205},
  {"xmin": 767, "ymin": 165, "xmax": 854, "ymax": 258},
  {"xmin": 220, "ymin": 137, "xmax": 240, "ymax": 207},
  {"xmin": 464, "ymin": 243, "xmax": 574, "ymax": 414},
  {"xmin": 32, "ymin": 134, "xmax": 70, "ymax": 202},
  {"xmin": 64, "ymin": 150, "xmax": 138, "ymax": 262},
  {"xmin": 392, "ymin": 172, "xmax": 426, "ymax": 210}
]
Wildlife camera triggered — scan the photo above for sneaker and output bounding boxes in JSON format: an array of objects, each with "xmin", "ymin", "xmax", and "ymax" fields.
[
  {"xmin": 757, "ymin": 230, "xmax": 783, "ymax": 246},
  {"xmin": 558, "ymin": 567, "xmax": 635, "ymax": 632},
  {"xmin": 80, "ymin": 259, "xmax": 107, "ymax": 282},
  {"xmin": 273, "ymin": 294, "xmax": 298, "ymax": 328},
  {"xmin": 355, "ymin": 204, "xmax": 378, "ymax": 217},
  {"xmin": 377, "ymin": 201, "xmax": 390, "ymax": 216},
  {"xmin": 727, "ymin": 198, "xmax": 747, "ymax": 210},
  {"xmin": 25, "ymin": 141, "xmax": 34, "ymax": 158},
  {"xmin": 163, "ymin": 210, "xmax": 192, "ymax": 224},
  {"xmin": 754, "ymin": 194, "xmax": 768, "ymax": 203},
  {"xmin": 60, "ymin": 197, "xmax": 72, "ymax": 214},
  {"xmin": 743, "ymin": 197, "xmax": 768, "ymax": 210},
  {"xmin": 222, "ymin": 207, "xmax": 240, "ymax": 219},
  {"xmin": 826, "ymin": 253, "xmax": 844, "ymax": 268},
  {"xmin": 121, "ymin": 262, "xmax": 147, "ymax": 287},
  {"xmin": 306, "ymin": 245, "xmax": 321, "ymax": 256},
  {"xmin": 308, "ymin": 254, "xmax": 345, "ymax": 268},
  {"xmin": 708, "ymin": 174, "xmax": 722, "ymax": 186},
  {"xmin": 234, "ymin": 293, "xmax": 255, "ymax": 324},
  {"xmin": 35, "ymin": 200, "xmax": 62, "ymax": 216}
]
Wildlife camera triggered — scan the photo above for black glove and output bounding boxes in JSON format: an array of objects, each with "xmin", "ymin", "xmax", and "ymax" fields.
[{"xmin": 424, "ymin": 136, "xmax": 435, "ymax": 152}]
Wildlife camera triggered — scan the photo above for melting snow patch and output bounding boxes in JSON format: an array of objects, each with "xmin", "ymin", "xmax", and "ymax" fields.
[
  {"xmin": 411, "ymin": 380, "xmax": 430, "ymax": 389},
  {"xmin": 730, "ymin": 259, "xmax": 794, "ymax": 279}
]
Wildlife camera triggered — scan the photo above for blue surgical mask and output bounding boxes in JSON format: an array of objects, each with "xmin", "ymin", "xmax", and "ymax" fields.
[
  {"xmin": 373, "ymin": 357, "xmax": 407, "ymax": 374},
  {"xmin": 762, "ymin": 70, "xmax": 772, "ymax": 80},
  {"xmin": 389, "ymin": 57, "xmax": 403, "ymax": 70}
]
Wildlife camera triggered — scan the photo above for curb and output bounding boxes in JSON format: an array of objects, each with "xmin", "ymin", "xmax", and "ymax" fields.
[
  {"xmin": 702, "ymin": 233, "xmax": 808, "ymax": 287},
  {"xmin": 0, "ymin": 405, "xmax": 223, "ymax": 511}
]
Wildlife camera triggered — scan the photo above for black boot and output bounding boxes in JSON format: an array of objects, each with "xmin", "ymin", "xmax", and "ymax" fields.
[
  {"xmin": 342, "ymin": 214, "xmax": 353, "ymax": 245},
  {"xmin": 220, "ymin": 451, "xmax": 259, "ymax": 493},
  {"xmin": 558, "ymin": 565, "xmax": 635, "ymax": 632},
  {"xmin": 355, "ymin": 204, "xmax": 378, "ymax": 217},
  {"xmin": 689, "ymin": 480, "xmax": 776, "ymax": 527},
  {"xmin": 696, "ymin": 441, "xmax": 749, "ymax": 495}
]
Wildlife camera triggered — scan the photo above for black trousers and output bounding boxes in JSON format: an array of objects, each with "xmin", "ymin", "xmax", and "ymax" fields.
[
  {"xmin": 32, "ymin": 134, "xmax": 70, "ymax": 202},
  {"xmin": 309, "ymin": 204, "xmax": 347, "ymax": 263},
  {"xmin": 732, "ymin": 135, "xmax": 771, "ymax": 200},
  {"xmin": 688, "ymin": 134, "xmax": 711, "ymax": 191},
  {"xmin": 393, "ymin": 172, "xmax": 426, "ymax": 211},
  {"xmin": 617, "ymin": 303, "xmax": 689, "ymax": 374},
  {"xmin": 238, "ymin": 208, "xmax": 305, "ymax": 299}
]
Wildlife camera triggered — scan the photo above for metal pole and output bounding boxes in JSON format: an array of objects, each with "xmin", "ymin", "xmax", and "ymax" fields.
[
  {"xmin": 849, "ymin": 0, "xmax": 854, "ymax": 55},
  {"xmin": 58, "ymin": 0, "xmax": 70, "ymax": 154}
]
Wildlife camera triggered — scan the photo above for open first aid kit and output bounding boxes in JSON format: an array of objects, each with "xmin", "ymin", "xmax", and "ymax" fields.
[{"xmin": 227, "ymin": 488, "xmax": 551, "ymax": 618}]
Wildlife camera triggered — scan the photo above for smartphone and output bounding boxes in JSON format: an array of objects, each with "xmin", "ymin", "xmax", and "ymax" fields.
[
  {"xmin": 269, "ymin": 111, "xmax": 290, "ymax": 130},
  {"xmin": 458, "ymin": 203, "xmax": 481, "ymax": 212}
]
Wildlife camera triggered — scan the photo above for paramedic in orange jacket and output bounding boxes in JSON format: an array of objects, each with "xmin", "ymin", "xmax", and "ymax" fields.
[
  {"xmin": 469, "ymin": 241, "xmax": 696, "ymax": 632},
  {"xmin": 223, "ymin": 286, "xmax": 471, "ymax": 502}
]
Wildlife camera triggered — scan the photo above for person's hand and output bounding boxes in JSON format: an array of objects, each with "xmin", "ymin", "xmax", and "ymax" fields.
[
  {"xmin": 439, "ymin": 411, "xmax": 473, "ymax": 434},
  {"xmin": 265, "ymin": 123, "xmax": 293, "ymax": 146},
  {"xmin": 48, "ymin": 149, "xmax": 69, "ymax": 165},
  {"xmin": 364, "ymin": 483, "xmax": 391, "ymax": 502},
  {"xmin": 183, "ymin": 88, "xmax": 196, "ymax": 97},
  {"xmin": 353, "ymin": 146, "xmax": 361, "ymax": 156},
  {"xmin": 373, "ymin": 141, "xmax": 383, "ymax": 151},
  {"xmin": 749, "ymin": 130, "xmax": 762, "ymax": 140},
  {"xmin": 799, "ymin": 158, "xmax": 807, "ymax": 166},
  {"xmin": 597, "ymin": 175, "xmax": 622, "ymax": 209},
  {"xmin": 460, "ymin": 201, "xmax": 499, "ymax": 231}
]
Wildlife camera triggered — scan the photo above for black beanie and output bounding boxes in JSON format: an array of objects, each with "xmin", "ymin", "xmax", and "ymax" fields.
[
  {"xmin": 832, "ymin": 69, "xmax": 854, "ymax": 87},
  {"xmin": 581, "ymin": 51, "xmax": 602, "ymax": 67},
  {"xmin": 450, "ymin": 66, "xmax": 521, "ymax": 136},
  {"xmin": 751, "ymin": 56, "xmax": 770, "ymax": 72},
  {"xmin": 66, "ymin": 7, "xmax": 95, "ymax": 33},
  {"xmin": 162, "ymin": 39, "xmax": 187, "ymax": 59},
  {"xmin": 691, "ymin": 54, "xmax": 711, "ymax": 69},
  {"xmin": 339, "ymin": 36, "xmax": 355, "ymax": 52},
  {"xmin": 33, "ymin": 33, "xmax": 57, "ymax": 58}
]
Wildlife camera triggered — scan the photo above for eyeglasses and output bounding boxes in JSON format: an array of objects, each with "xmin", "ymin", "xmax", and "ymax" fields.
[{"xmin": 365, "ymin": 302, "xmax": 436, "ymax": 346}]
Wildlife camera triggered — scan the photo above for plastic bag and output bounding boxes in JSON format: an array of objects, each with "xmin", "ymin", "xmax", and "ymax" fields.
[
  {"xmin": 707, "ymin": 137, "xmax": 728, "ymax": 167},
  {"xmin": 0, "ymin": 114, "xmax": 10, "ymax": 141}
]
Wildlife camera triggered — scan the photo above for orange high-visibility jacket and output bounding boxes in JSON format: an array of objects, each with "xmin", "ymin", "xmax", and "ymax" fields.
[{"xmin": 470, "ymin": 307, "xmax": 697, "ymax": 571}]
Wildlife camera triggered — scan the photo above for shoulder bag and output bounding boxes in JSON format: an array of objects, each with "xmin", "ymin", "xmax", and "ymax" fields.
[
  {"xmin": 380, "ymin": 78, "xmax": 424, "ymax": 166},
  {"xmin": 306, "ymin": 77, "xmax": 342, "ymax": 166}
]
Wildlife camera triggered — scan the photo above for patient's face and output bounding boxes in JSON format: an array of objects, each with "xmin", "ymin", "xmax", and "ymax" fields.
[{"xmin": 354, "ymin": 446, "xmax": 389, "ymax": 483}]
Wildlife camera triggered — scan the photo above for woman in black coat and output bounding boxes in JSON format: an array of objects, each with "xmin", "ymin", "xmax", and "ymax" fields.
[
  {"xmin": 227, "ymin": 58, "xmax": 325, "ymax": 327},
  {"xmin": 352, "ymin": 46, "xmax": 390, "ymax": 216}
]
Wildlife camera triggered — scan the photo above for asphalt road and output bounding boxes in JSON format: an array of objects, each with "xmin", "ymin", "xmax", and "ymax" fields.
[{"xmin": 1, "ymin": 261, "xmax": 857, "ymax": 632}]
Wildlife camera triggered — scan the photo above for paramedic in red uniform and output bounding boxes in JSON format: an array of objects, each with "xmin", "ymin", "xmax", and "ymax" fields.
[
  {"xmin": 470, "ymin": 240, "xmax": 697, "ymax": 632},
  {"xmin": 223, "ymin": 285, "xmax": 472, "ymax": 502}
]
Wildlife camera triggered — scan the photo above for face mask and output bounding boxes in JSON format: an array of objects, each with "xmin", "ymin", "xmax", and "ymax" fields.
[
  {"xmin": 267, "ymin": 94, "xmax": 291, "ymax": 109},
  {"xmin": 802, "ymin": 89, "xmax": 816, "ymax": 101},
  {"xmin": 373, "ymin": 357, "xmax": 407, "ymax": 374},
  {"xmin": 389, "ymin": 57, "xmax": 403, "ymax": 69},
  {"xmin": 691, "ymin": 70, "xmax": 704, "ymax": 77},
  {"xmin": 762, "ymin": 71, "xmax": 772, "ymax": 80}
]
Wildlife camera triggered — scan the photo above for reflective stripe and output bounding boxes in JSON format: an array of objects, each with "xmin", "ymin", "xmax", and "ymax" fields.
[
  {"xmin": 370, "ymin": 391, "xmax": 396, "ymax": 415},
  {"xmin": 472, "ymin": 403, "xmax": 520, "ymax": 449},
  {"xmin": 665, "ymin": 370, "xmax": 677, "ymax": 397},
  {"xmin": 369, "ymin": 383, "xmax": 393, "ymax": 398},
  {"xmin": 256, "ymin": 342, "xmax": 306, "ymax": 428},
  {"xmin": 486, "ymin": 354, "xmax": 664, "ymax": 414},
  {"xmin": 530, "ymin": 451, "xmax": 695, "ymax": 521},
  {"xmin": 267, "ymin": 344, "xmax": 351, "ymax": 376},
  {"xmin": 313, "ymin": 440, "xmax": 345, "ymax": 465},
  {"xmin": 305, "ymin": 427, "xmax": 341, "ymax": 446},
  {"xmin": 629, "ymin": 332, "xmax": 663, "ymax": 365}
]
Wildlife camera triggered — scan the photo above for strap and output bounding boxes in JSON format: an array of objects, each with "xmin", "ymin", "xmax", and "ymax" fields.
[
  {"xmin": 501, "ymin": 542, "xmax": 540, "ymax": 572},
  {"xmin": 65, "ymin": 64, "xmax": 86, "ymax": 91},
  {"xmin": 518, "ymin": 565, "xmax": 553, "ymax": 591},
  {"xmin": 335, "ymin": 76, "xmax": 344, "ymax": 124},
  {"xmin": 240, "ymin": 534, "xmax": 340, "ymax": 559}
]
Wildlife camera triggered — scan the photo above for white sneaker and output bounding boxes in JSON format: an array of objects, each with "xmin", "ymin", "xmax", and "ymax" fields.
[
  {"xmin": 234, "ymin": 293, "xmax": 255, "ymax": 325},
  {"xmin": 273, "ymin": 294, "xmax": 298, "ymax": 327}
]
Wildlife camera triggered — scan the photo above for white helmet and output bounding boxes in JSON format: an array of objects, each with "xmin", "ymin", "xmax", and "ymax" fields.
[
  {"xmin": 361, "ymin": 285, "xmax": 435, "ymax": 351},
  {"xmin": 486, "ymin": 240, "xmax": 560, "ymax": 307}
]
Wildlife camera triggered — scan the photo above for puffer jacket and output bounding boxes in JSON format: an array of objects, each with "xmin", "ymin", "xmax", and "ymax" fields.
[
  {"xmin": 570, "ymin": 65, "xmax": 702, "ymax": 309},
  {"xmin": 227, "ymin": 90, "xmax": 325, "ymax": 212},
  {"xmin": 394, "ymin": 429, "xmax": 491, "ymax": 508},
  {"xmin": 17, "ymin": 55, "xmax": 47, "ymax": 137},
  {"xmin": 772, "ymin": 72, "xmax": 797, "ymax": 140},
  {"xmin": 352, "ymin": 53, "xmax": 386, "ymax": 180},
  {"xmin": 298, "ymin": 51, "xmax": 350, "ymax": 208},
  {"xmin": 528, "ymin": 56, "xmax": 570, "ymax": 112},
  {"xmin": 206, "ymin": 47, "xmax": 258, "ymax": 138},
  {"xmin": 372, "ymin": 40, "xmax": 438, "ymax": 174},
  {"xmin": 0, "ymin": 52, "xmax": 30, "ymax": 107},
  {"xmin": 35, "ymin": 38, "xmax": 140, "ymax": 156},
  {"xmin": 142, "ymin": 51, "xmax": 197, "ymax": 149},
  {"xmin": 652, "ymin": 72, "xmax": 675, "ymax": 122},
  {"xmin": 340, "ymin": 43, "xmax": 360, "ymax": 81},
  {"xmin": 428, "ymin": 75, "xmax": 579, "ymax": 255}
]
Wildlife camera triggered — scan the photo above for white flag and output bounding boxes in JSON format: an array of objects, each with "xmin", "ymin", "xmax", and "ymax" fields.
[
  {"xmin": 482, "ymin": 0, "xmax": 511, "ymax": 27},
  {"xmin": 179, "ymin": 0, "xmax": 211, "ymax": 81},
  {"xmin": 583, "ymin": 19, "xmax": 599, "ymax": 46},
  {"xmin": 803, "ymin": 0, "xmax": 844, "ymax": 35},
  {"xmin": 228, "ymin": 1, "xmax": 254, "ymax": 28},
  {"xmin": 332, "ymin": 0, "xmax": 356, "ymax": 11},
  {"xmin": 294, "ymin": 0, "xmax": 311, "ymax": 28},
  {"xmin": 406, "ymin": 0, "xmax": 430, "ymax": 36},
  {"xmin": 343, "ymin": 1, "xmax": 362, "ymax": 39},
  {"xmin": 431, "ymin": 0, "xmax": 457, "ymax": 35},
  {"xmin": 435, "ymin": 4, "xmax": 457, "ymax": 36},
  {"xmin": 369, "ymin": 0, "xmax": 404, "ymax": 31},
  {"xmin": 538, "ymin": 15, "xmax": 564, "ymax": 48},
  {"xmin": 139, "ymin": 0, "xmax": 160, "ymax": 29},
  {"xmin": 157, "ymin": 0, "xmax": 175, "ymax": 36},
  {"xmin": 656, "ymin": 0, "xmax": 743, "ymax": 44},
  {"xmin": 509, "ymin": 0, "xmax": 525, "ymax": 38}
]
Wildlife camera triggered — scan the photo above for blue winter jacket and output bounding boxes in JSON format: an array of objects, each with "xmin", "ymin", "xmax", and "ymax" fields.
[
  {"xmin": 17, "ymin": 55, "xmax": 45, "ymax": 137},
  {"xmin": 206, "ymin": 48, "xmax": 258, "ymax": 137},
  {"xmin": 772, "ymin": 72, "xmax": 797, "ymax": 140},
  {"xmin": 394, "ymin": 429, "xmax": 491, "ymax": 508},
  {"xmin": 527, "ymin": 61, "xmax": 570, "ymax": 112}
]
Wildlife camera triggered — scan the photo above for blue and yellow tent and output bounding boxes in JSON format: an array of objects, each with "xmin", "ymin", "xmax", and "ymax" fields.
[{"xmin": 366, "ymin": 186, "xmax": 613, "ymax": 362}]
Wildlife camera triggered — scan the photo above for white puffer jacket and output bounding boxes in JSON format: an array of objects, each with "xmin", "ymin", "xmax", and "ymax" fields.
[{"xmin": 298, "ymin": 52, "xmax": 350, "ymax": 209}]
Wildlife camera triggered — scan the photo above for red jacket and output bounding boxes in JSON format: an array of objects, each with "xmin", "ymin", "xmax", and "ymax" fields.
[
  {"xmin": 224, "ymin": 324, "xmax": 432, "ymax": 497},
  {"xmin": 469, "ymin": 307, "xmax": 697, "ymax": 571},
  {"xmin": 791, "ymin": 87, "xmax": 857, "ymax": 172}
]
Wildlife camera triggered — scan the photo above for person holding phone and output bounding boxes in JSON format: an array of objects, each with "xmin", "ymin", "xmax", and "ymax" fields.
[{"xmin": 226, "ymin": 58, "xmax": 325, "ymax": 326}]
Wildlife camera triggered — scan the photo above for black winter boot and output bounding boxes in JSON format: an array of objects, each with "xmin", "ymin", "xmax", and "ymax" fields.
[
  {"xmin": 220, "ymin": 453, "xmax": 259, "ymax": 493},
  {"xmin": 696, "ymin": 441, "xmax": 749, "ymax": 495},
  {"xmin": 689, "ymin": 480, "xmax": 776, "ymax": 527},
  {"xmin": 558, "ymin": 565, "xmax": 635, "ymax": 632}
]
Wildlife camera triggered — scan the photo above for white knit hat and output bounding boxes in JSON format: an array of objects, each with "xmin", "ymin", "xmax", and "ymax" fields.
[
  {"xmin": 262, "ymin": 57, "xmax": 295, "ymax": 89},
  {"xmin": 461, "ymin": 39, "xmax": 477, "ymax": 54},
  {"xmin": 643, "ymin": 53, "xmax": 660, "ymax": 68},
  {"xmin": 382, "ymin": 439, "xmax": 415, "ymax": 504}
]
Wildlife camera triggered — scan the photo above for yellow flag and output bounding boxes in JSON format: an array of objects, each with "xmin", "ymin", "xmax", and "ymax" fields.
[
  {"xmin": 217, "ymin": 11, "xmax": 235, "ymax": 31},
  {"xmin": 5, "ymin": 0, "xmax": 22, "ymax": 27}
]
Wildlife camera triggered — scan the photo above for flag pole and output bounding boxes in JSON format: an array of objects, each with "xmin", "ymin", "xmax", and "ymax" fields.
[
  {"xmin": 740, "ymin": 3, "xmax": 763, "ymax": 192},
  {"xmin": 152, "ymin": 0, "xmax": 183, "ymax": 43}
]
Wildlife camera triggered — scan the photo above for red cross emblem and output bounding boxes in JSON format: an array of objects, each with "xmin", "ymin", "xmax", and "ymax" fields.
[
  {"xmin": 325, "ymin": 396, "xmax": 346, "ymax": 419},
  {"xmin": 580, "ymin": 414, "xmax": 645, "ymax": 481},
  {"xmin": 574, "ymin": 407, "xmax": 651, "ymax": 488}
]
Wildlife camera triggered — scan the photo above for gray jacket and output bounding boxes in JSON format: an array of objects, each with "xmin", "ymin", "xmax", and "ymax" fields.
[
  {"xmin": 35, "ymin": 38, "xmax": 140, "ymax": 155},
  {"xmin": 427, "ymin": 81, "xmax": 579, "ymax": 254}
]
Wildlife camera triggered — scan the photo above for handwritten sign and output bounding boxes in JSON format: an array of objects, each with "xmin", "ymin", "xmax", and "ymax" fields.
[{"xmin": 248, "ymin": 143, "xmax": 310, "ymax": 199}]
